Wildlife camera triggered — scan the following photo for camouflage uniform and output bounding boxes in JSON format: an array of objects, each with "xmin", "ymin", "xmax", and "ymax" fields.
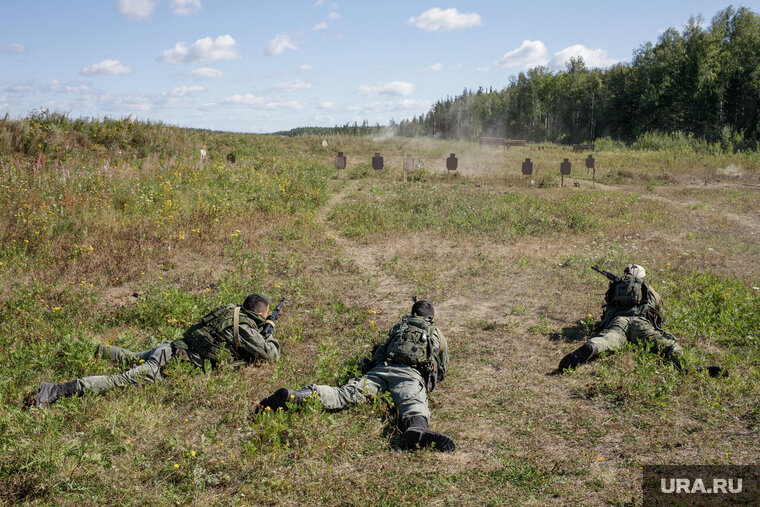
[
  {"xmin": 589, "ymin": 280, "xmax": 684, "ymax": 366},
  {"xmin": 78, "ymin": 304, "xmax": 280, "ymax": 395},
  {"xmin": 306, "ymin": 315, "xmax": 448, "ymax": 428}
]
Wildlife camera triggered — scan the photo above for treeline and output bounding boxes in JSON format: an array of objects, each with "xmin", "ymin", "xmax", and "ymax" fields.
[
  {"xmin": 396, "ymin": 6, "xmax": 759, "ymax": 150},
  {"xmin": 274, "ymin": 121, "xmax": 384, "ymax": 137}
]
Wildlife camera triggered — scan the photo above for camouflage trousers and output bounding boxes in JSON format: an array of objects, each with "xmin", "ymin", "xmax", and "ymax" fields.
[
  {"xmin": 77, "ymin": 341, "xmax": 179, "ymax": 394},
  {"xmin": 589, "ymin": 316, "xmax": 684, "ymax": 366},
  {"xmin": 306, "ymin": 363, "xmax": 430, "ymax": 427}
]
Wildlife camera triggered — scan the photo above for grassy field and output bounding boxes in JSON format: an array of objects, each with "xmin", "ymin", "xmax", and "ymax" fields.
[{"xmin": 1, "ymin": 115, "xmax": 759, "ymax": 505}]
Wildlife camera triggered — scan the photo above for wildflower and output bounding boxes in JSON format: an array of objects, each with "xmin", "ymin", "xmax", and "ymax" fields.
[
  {"xmin": 173, "ymin": 464, "xmax": 179, "ymax": 469},
  {"xmin": 587, "ymin": 314, "xmax": 593, "ymax": 318},
  {"xmin": 53, "ymin": 307, "xmax": 61, "ymax": 312},
  {"xmin": 190, "ymin": 451, "xmax": 196, "ymax": 457},
  {"xmin": 596, "ymin": 456, "xmax": 605, "ymax": 461}
]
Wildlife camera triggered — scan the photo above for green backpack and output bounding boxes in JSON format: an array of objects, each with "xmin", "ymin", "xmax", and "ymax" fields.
[
  {"xmin": 605, "ymin": 274, "xmax": 643, "ymax": 308},
  {"xmin": 384, "ymin": 315, "xmax": 435, "ymax": 367},
  {"xmin": 181, "ymin": 304, "xmax": 264, "ymax": 363}
]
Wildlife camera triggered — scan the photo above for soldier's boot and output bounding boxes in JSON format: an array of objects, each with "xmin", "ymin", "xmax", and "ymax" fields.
[
  {"xmin": 558, "ymin": 342, "xmax": 599, "ymax": 372},
  {"xmin": 33, "ymin": 380, "xmax": 83, "ymax": 408},
  {"xmin": 257, "ymin": 387, "xmax": 313, "ymax": 412},
  {"xmin": 403, "ymin": 415, "xmax": 456, "ymax": 453}
]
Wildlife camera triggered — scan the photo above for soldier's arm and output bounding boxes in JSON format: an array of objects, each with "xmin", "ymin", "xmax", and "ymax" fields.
[
  {"xmin": 228, "ymin": 323, "xmax": 281, "ymax": 362},
  {"xmin": 435, "ymin": 328, "xmax": 449, "ymax": 381}
]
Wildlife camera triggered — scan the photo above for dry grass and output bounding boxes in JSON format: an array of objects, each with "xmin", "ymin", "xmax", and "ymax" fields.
[{"xmin": 1, "ymin": 119, "xmax": 758, "ymax": 505}]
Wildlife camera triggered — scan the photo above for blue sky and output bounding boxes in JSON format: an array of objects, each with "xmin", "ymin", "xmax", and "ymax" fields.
[{"xmin": 0, "ymin": 1, "xmax": 750, "ymax": 133}]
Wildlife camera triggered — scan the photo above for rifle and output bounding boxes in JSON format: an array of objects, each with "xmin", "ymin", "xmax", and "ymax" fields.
[
  {"xmin": 262, "ymin": 298, "xmax": 285, "ymax": 338},
  {"xmin": 591, "ymin": 265, "xmax": 619, "ymax": 282}
]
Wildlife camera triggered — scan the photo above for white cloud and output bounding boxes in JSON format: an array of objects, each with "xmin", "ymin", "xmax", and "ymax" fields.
[
  {"xmin": 312, "ymin": 22, "xmax": 329, "ymax": 31},
  {"xmin": 45, "ymin": 80, "xmax": 92, "ymax": 95},
  {"xmin": 319, "ymin": 101, "xmax": 337, "ymax": 110},
  {"xmin": 223, "ymin": 94, "xmax": 265, "ymax": 106},
  {"xmin": 548, "ymin": 45, "xmax": 619, "ymax": 70},
  {"xmin": 496, "ymin": 40, "xmax": 548, "ymax": 69},
  {"xmin": 161, "ymin": 34, "xmax": 240, "ymax": 64},
  {"xmin": 314, "ymin": 0, "xmax": 324, "ymax": 5},
  {"xmin": 300, "ymin": 64, "xmax": 314, "ymax": 71},
  {"xmin": 327, "ymin": 12, "xmax": 341, "ymax": 20},
  {"xmin": 4, "ymin": 83, "xmax": 33, "ymax": 95},
  {"xmin": 423, "ymin": 62, "xmax": 443, "ymax": 71},
  {"xmin": 171, "ymin": 0, "xmax": 201, "ymax": 16},
  {"xmin": 266, "ymin": 34, "xmax": 299, "ymax": 56},
  {"xmin": 169, "ymin": 85, "xmax": 205, "ymax": 96},
  {"xmin": 117, "ymin": 0, "xmax": 157, "ymax": 21},
  {"xmin": 263, "ymin": 100, "xmax": 302, "ymax": 110},
  {"xmin": 476, "ymin": 65, "xmax": 491, "ymax": 73},
  {"xmin": 357, "ymin": 81, "xmax": 415, "ymax": 97},
  {"xmin": 407, "ymin": 8, "xmax": 482, "ymax": 32},
  {"xmin": 81, "ymin": 59, "xmax": 133, "ymax": 76},
  {"xmin": 276, "ymin": 80, "xmax": 312, "ymax": 92},
  {"xmin": 189, "ymin": 67, "xmax": 223, "ymax": 79},
  {"xmin": 0, "ymin": 43, "xmax": 26, "ymax": 54}
]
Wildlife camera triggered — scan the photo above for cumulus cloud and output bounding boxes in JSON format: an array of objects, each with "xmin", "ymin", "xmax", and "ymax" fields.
[
  {"xmin": 81, "ymin": 59, "xmax": 133, "ymax": 76},
  {"xmin": 223, "ymin": 94, "xmax": 265, "ymax": 106},
  {"xmin": 169, "ymin": 85, "xmax": 205, "ymax": 96},
  {"xmin": 496, "ymin": 40, "xmax": 548, "ymax": 68},
  {"xmin": 300, "ymin": 64, "xmax": 314, "ymax": 71},
  {"xmin": 189, "ymin": 67, "xmax": 223, "ymax": 79},
  {"xmin": 327, "ymin": 11, "xmax": 341, "ymax": 20},
  {"xmin": 262, "ymin": 100, "xmax": 302, "ymax": 110},
  {"xmin": 276, "ymin": 80, "xmax": 312, "ymax": 92},
  {"xmin": 0, "ymin": 43, "xmax": 26, "ymax": 54},
  {"xmin": 407, "ymin": 8, "xmax": 482, "ymax": 32},
  {"xmin": 319, "ymin": 101, "xmax": 337, "ymax": 110},
  {"xmin": 357, "ymin": 81, "xmax": 415, "ymax": 97},
  {"xmin": 161, "ymin": 34, "xmax": 240, "ymax": 64},
  {"xmin": 4, "ymin": 83, "xmax": 33, "ymax": 95},
  {"xmin": 548, "ymin": 45, "xmax": 619, "ymax": 70},
  {"xmin": 45, "ymin": 80, "xmax": 92, "ymax": 95},
  {"xmin": 312, "ymin": 22, "xmax": 329, "ymax": 31},
  {"xmin": 423, "ymin": 62, "xmax": 443, "ymax": 71},
  {"xmin": 171, "ymin": 0, "xmax": 201, "ymax": 16},
  {"xmin": 266, "ymin": 34, "xmax": 299, "ymax": 56},
  {"xmin": 117, "ymin": 0, "xmax": 158, "ymax": 21}
]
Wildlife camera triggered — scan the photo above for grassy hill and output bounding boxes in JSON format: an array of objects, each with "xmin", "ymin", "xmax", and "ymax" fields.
[{"xmin": 1, "ymin": 114, "xmax": 759, "ymax": 504}]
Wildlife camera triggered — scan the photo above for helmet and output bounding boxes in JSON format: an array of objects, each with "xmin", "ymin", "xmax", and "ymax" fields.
[{"xmin": 624, "ymin": 264, "xmax": 646, "ymax": 279}]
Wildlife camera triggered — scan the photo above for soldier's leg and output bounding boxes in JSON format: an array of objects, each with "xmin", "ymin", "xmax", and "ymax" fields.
[
  {"xmin": 258, "ymin": 370, "xmax": 385, "ymax": 412},
  {"xmin": 589, "ymin": 316, "xmax": 631, "ymax": 355},
  {"xmin": 387, "ymin": 365, "xmax": 455, "ymax": 452},
  {"xmin": 306, "ymin": 370, "xmax": 385, "ymax": 411},
  {"xmin": 628, "ymin": 317, "xmax": 685, "ymax": 368},
  {"xmin": 385, "ymin": 365, "xmax": 430, "ymax": 426},
  {"xmin": 95, "ymin": 343, "xmax": 156, "ymax": 367},
  {"xmin": 559, "ymin": 316, "xmax": 631, "ymax": 371},
  {"xmin": 78, "ymin": 341, "xmax": 176, "ymax": 394}
]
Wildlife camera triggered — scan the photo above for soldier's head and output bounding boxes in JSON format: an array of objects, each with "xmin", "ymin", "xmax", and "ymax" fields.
[
  {"xmin": 243, "ymin": 293, "xmax": 270, "ymax": 316},
  {"xmin": 624, "ymin": 264, "xmax": 646, "ymax": 279},
  {"xmin": 411, "ymin": 299, "xmax": 434, "ymax": 318}
]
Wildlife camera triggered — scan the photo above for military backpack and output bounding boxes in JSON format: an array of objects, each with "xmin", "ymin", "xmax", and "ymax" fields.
[
  {"xmin": 605, "ymin": 273, "xmax": 643, "ymax": 308},
  {"xmin": 384, "ymin": 315, "xmax": 436, "ymax": 368},
  {"xmin": 179, "ymin": 304, "xmax": 264, "ymax": 363}
]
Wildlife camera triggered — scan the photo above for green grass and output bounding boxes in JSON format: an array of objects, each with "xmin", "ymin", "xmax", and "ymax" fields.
[{"xmin": 1, "ymin": 115, "xmax": 759, "ymax": 504}]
